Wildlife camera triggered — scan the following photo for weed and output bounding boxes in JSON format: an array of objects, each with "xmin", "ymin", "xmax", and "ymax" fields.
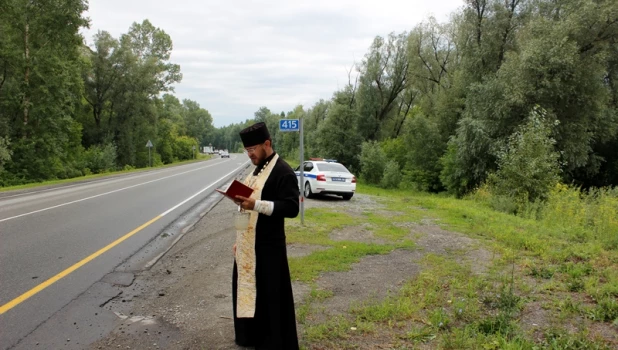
[
  {"xmin": 476, "ymin": 312, "xmax": 515, "ymax": 336},
  {"xmin": 406, "ymin": 326, "xmax": 436, "ymax": 343},
  {"xmin": 586, "ymin": 297, "xmax": 618, "ymax": 323},
  {"xmin": 528, "ymin": 265, "xmax": 555, "ymax": 279},
  {"xmin": 542, "ymin": 328, "xmax": 611, "ymax": 349}
]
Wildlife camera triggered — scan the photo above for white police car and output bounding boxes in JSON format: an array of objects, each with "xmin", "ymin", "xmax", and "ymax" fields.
[{"xmin": 295, "ymin": 159, "xmax": 356, "ymax": 200}]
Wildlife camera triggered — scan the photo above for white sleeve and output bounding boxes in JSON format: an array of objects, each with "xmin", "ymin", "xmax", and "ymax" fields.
[{"xmin": 254, "ymin": 200, "xmax": 274, "ymax": 216}]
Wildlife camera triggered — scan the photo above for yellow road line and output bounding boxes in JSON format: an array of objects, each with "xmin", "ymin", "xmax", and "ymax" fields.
[{"xmin": 0, "ymin": 215, "xmax": 162, "ymax": 315}]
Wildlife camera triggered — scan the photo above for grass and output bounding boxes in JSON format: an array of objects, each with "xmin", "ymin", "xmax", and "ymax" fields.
[
  {"xmin": 286, "ymin": 207, "xmax": 415, "ymax": 283},
  {"xmin": 292, "ymin": 183, "xmax": 618, "ymax": 349},
  {"xmin": 0, "ymin": 154, "xmax": 214, "ymax": 192}
]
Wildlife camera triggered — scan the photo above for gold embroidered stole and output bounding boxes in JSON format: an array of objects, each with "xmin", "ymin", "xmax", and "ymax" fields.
[{"xmin": 235, "ymin": 153, "xmax": 279, "ymax": 318}]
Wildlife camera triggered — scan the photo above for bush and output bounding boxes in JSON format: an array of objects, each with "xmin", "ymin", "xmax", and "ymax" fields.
[
  {"xmin": 439, "ymin": 143, "xmax": 469, "ymax": 197},
  {"xmin": 439, "ymin": 116, "xmax": 494, "ymax": 197},
  {"xmin": 0, "ymin": 136, "xmax": 11, "ymax": 173},
  {"xmin": 381, "ymin": 160, "xmax": 401, "ymax": 189},
  {"xmin": 401, "ymin": 114, "xmax": 446, "ymax": 192},
  {"xmin": 359, "ymin": 141, "xmax": 386, "ymax": 185},
  {"xmin": 83, "ymin": 143, "xmax": 117, "ymax": 174},
  {"xmin": 380, "ymin": 138, "xmax": 406, "ymax": 170},
  {"xmin": 489, "ymin": 106, "xmax": 561, "ymax": 202},
  {"xmin": 173, "ymin": 136, "xmax": 199, "ymax": 161},
  {"xmin": 542, "ymin": 184, "xmax": 618, "ymax": 248}
]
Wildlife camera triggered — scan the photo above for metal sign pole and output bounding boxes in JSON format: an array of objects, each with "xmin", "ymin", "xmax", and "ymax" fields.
[
  {"xmin": 146, "ymin": 139, "xmax": 153, "ymax": 167},
  {"xmin": 299, "ymin": 118, "xmax": 304, "ymax": 225},
  {"xmin": 279, "ymin": 119, "xmax": 304, "ymax": 225}
]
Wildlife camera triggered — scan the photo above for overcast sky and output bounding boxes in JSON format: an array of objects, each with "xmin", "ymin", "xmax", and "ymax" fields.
[{"xmin": 82, "ymin": 0, "xmax": 463, "ymax": 127}]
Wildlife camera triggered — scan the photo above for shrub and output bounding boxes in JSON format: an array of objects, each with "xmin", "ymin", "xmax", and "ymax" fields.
[
  {"xmin": 401, "ymin": 114, "xmax": 446, "ymax": 192},
  {"xmin": 83, "ymin": 143, "xmax": 117, "ymax": 174},
  {"xmin": 380, "ymin": 138, "xmax": 407, "ymax": 170},
  {"xmin": 381, "ymin": 160, "xmax": 401, "ymax": 189},
  {"xmin": 173, "ymin": 136, "xmax": 198, "ymax": 161},
  {"xmin": 489, "ymin": 106, "xmax": 561, "ymax": 203},
  {"xmin": 359, "ymin": 140, "xmax": 386, "ymax": 185},
  {"xmin": 542, "ymin": 184, "xmax": 618, "ymax": 248}
]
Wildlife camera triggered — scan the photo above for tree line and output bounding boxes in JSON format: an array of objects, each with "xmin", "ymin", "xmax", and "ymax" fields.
[
  {"xmin": 0, "ymin": 1, "xmax": 214, "ymax": 185},
  {"xmin": 218, "ymin": 0, "xmax": 617, "ymax": 203},
  {"xmin": 1, "ymin": 0, "xmax": 616, "ymax": 205}
]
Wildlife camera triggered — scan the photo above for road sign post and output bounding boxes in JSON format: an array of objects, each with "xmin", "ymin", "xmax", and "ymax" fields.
[
  {"xmin": 146, "ymin": 140, "xmax": 153, "ymax": 167},
  {"xmin": 299, "ymin": 118, "xmax": 304, "ymax": 225},
  {"xmin": 192, "ymin": 145, "xmax": 196, "ymax": 159},
  {"xmin": 279, "ymin": 119, "xmax": 304, "ymax": 225}
]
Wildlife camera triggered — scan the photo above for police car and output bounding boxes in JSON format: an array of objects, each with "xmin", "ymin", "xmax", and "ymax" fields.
[{"xmin": 295, "ymin": 159, "xmax": 356, "ymax": 200}]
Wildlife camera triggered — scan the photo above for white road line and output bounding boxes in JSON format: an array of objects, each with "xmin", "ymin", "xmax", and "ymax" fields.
[
  {"xmin": 0, "ymin": 159, "xmax": 239, "ymax": 223},
  {"xmin": 161, "ymin": 161, "xmax": 249, "ymax": 217},
  {"xmin": 0, "ymin": 159, "xmax": 226, "ymax": 201}
]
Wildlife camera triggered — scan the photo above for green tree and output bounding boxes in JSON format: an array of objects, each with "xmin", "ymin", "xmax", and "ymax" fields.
[
  {"xmin": 0, "ymin": 0, "xmax": 89, "ymax": 184},
  {"xmin": 182, "ymin": 99, "xmax": 214, "ymax": 147},
  {"xmin": 359, "ymin": 140, "xmax": 387, "ymax": 184},
  {"xmin": 381, "ymin": 160, "xmax": 402, "ymax": 189},
  {"xmin": 402, "ymin": 114, "xmax": 446, "ymax": 192},
  {"xmin": 316, "ymin": 103, "xmax": 363, "ymax": 172},
  {"xmin": 101, "ymin": 19, "xmax": 182, "ymax": 167},
  {"xmin": 489, "ymin": 106, "xmax": 561, "ymax": 202},
  {"xmin": 0, "ymin": 137, "xmax": 11, "ymax": 173},
  {"xmin": 357, "ymin": 32, "xmax": 410, "ymax": 140}
]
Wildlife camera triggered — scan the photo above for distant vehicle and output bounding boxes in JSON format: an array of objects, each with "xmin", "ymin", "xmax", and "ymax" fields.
[
  {"xmin": 203, "ymin": 146, "xmax": 214, "ymax": 154},
  {"xmin": 220, "ymin": 150, "xmax": 230, "ymax": 158},
  {"xmin": 294, "ymin": 160, "xmax": 356, "ymax": 200}
]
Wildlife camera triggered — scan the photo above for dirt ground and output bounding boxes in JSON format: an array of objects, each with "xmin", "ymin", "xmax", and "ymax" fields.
[{"xmin": 89, "ymin": 192, "xmax": 493, "ymax": 350}]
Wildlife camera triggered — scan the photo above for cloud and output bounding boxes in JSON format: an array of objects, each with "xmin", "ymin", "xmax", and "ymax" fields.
[{"xmin": 82, "ymin": 0, "xmax": 463, "ymax": 127}]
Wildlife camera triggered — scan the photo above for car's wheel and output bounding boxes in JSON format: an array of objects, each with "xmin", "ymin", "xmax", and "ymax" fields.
[
  {"xmin": 304, "ymin": 182, "xmax": 313, "ymax": 199},
  {"xmin": 342, "ymin": 193, "xmax": 353, "ymax": 200}
]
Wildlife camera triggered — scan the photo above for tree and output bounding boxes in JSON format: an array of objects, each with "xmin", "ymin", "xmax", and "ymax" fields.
[
  {"xmin": 359, "ymin": 140, "xmax": 387, "ymax": 184},
  {"xmin": 489, "ymin": 106, "xmax": 561, "ymax": 202},
  {"xmin": 357, "ymin": 32, "xmax": 410, "ymax": 140},
  {"xmin": 0, "ymin": 137, "xmax": 11, "ymax": 173},
  {"xmin": 0, "ymin": 0, "xmax": 89, "ymax": 183},
  {"xmin": 316, "ymin": 103, "xmax": 363, "ymax": 172},
  {"xmin": 402, "ymin": 113, "xmax": 446, "ymax": 192},
  {"xmin": 82, "ymin": 30, "xmax": 122, "ymax": 145},
  {"xmin": 182, "ymin": 99, "xmax": 214, "ymax": 147},
  {"xmin": 97, "ymin": 19, "xmax": 182, "ymax": 167}
]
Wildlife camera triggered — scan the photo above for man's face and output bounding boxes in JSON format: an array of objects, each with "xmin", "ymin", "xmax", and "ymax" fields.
[{"xmin": 245, "ymin": 142, "xmax": 266, "ymax": 165}]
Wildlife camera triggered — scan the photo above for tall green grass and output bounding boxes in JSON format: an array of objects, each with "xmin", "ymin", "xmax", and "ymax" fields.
[{"xmin": 296, "ymin": 183, "xmax": 617, "ymax": 349}]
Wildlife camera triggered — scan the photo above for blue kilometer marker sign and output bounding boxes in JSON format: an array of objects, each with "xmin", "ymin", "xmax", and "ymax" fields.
[
  {"xmin": 279, "ymin": 118, "xmax": 304, "ymax": 225},
  {"xmin": 279, "ymin": 119, "xmax": 299, "ymax": 132}
]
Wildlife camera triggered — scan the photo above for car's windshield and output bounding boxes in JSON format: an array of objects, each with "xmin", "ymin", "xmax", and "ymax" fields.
[{"xmin": 316, "ymin": 163, "xmax": 350, "ymax": 173}]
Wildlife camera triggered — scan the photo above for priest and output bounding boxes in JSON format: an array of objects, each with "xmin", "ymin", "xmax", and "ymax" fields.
[{"xmin": 231, "ymin": 121, "xmax": 300, "ymax": 349}]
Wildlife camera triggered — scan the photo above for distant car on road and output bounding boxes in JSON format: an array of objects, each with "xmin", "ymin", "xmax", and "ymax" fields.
[
  {"xmin": 294, "ymin": 159, "xmax": 356, "ymax": 200},
  {"xmin": 220, "ymin": 151, "xmax": 230, "ymax": 158}
]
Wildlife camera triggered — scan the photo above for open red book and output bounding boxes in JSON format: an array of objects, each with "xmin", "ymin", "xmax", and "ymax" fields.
[{"xmin": 216, "ymin": 180, "xmax": 254, "ymax": 201}]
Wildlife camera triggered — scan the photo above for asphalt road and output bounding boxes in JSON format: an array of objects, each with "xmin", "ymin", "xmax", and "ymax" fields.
[{"xmin": 0, "ymin": 155, "xmax": 249, "ymax": 349}]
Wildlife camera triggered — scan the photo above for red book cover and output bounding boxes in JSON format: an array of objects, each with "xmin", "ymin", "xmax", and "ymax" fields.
[{"xmin": 216, "ymin": 180, "xmax": 254, "ymax": 201}]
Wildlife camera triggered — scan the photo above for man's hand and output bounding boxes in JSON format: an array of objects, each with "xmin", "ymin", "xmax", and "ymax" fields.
[
  {"xmin": 235, "ymin": 195, "xmax": 255, "ymax": 210},
  {"xmin": 233, "ymin": 243, "xmax": 236, "ymax": 255}
]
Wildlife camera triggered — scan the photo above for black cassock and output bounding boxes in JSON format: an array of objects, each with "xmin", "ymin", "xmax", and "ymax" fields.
[{"xmin": 232, "ymin": 153, "xmax": 300, "ymax": 349}]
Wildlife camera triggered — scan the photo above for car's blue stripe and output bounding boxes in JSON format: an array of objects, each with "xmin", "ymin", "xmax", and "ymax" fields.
[{"xmin": 295, "ymin": 173, "xmax": 317, "ymax": 178}]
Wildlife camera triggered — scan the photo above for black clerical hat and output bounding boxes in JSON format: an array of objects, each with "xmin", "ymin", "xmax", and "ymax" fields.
[{"xmin": 239, "ymin": 122, "xmax": 271, "ymax": 147}]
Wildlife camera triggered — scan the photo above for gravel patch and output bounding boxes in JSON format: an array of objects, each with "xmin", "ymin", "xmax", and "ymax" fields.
[
  {"xmin": 287, "ymin": 243, "xmax": 330, "ymax": 258},
  {"xmin": 329, "ymin": 223, "xmax": 387, "ymax": 244}
]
